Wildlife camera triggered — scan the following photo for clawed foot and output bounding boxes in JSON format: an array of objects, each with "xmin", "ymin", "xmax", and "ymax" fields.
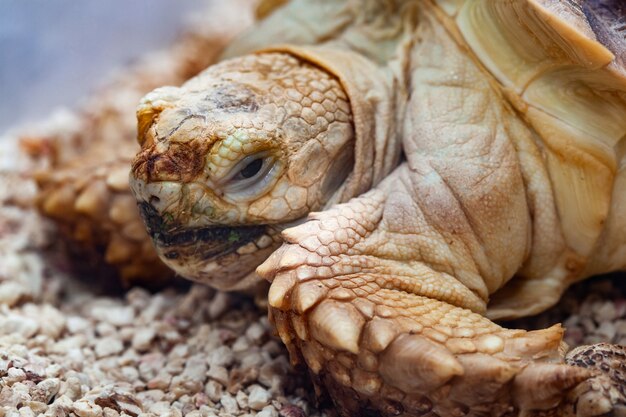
[{"xmin": 257, "ymin": 193, "xmax": 616, "ymax": 417}]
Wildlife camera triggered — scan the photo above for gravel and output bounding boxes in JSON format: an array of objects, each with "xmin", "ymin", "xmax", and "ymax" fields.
[{"xmin": 0, "ymin": 2, "xmax": 624, "ymax": 415}]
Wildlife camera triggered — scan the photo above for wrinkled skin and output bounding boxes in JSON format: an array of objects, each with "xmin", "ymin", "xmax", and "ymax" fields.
[
  {"xmin": 130, "ymin": 0, "xmax": 626, "ymax": 416},
  {"xmin": 130, "ymin": 53, "xmax": 357, "ymax": 290}
]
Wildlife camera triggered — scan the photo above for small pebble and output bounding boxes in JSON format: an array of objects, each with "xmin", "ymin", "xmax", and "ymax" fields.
[
  {"xmin": 132, "ymin": 328, "xmax": 156, "ymax": 351},
  {"xmin": 596, "ymin": 321, "xmax": 617, "ymax": 341},
  {"xmin": 67, "ymin": 316, "xmax": 90, "ymax": 333},
  {"xmin": 220, "ymin": 393, "xmax": 239, "ymax": 414},
  {"xmin": 0, "ymin": 281, "xmax": 29, "ymax": 307},
  {"xmin": 91, "ymin": 305, "xmax": 135, "ymax": 327},
  {"xmin": 73, "ymin": 399, "xmax": 103, "ymax": 417},
  {"xmin": 256, "ymin": 407, "xmax": 278, "ymax": 417},
  {"xmin": 594, "ymin": 301, "xmax": 618, "ymax": 322},
  {"xmin": 248, "ymin": 385, "xmax": 271, "ymax": 410},
  {"xmin": 204, "ymin": 380, "xmax": 224, "ymax": 403},
  {"xmin": 207, "ymin": 366, "xmax": 229, "ymax": 386},
  {"xmin": 95, "ymin": 338, "xmax": 124, "ymax": 358}
]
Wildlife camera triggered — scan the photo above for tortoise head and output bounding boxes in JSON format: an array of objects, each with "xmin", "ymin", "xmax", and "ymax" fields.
[{"xmin": 129, "ymin": 52, "xmax": 355, "ymax": 290}]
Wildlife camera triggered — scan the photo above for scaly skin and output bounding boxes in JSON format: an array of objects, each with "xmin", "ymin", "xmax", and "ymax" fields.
[
  {"xmin": 36, "ymin": 141, "xmax": 171, "ymax": 285},
  {"xmin": 130, "ymin": 53, "xmax": 360, "ymax": 290},
  {"xmin": 124, "ymin": 0, "xmax": 626, "ymax": 416},
  {"xmin": 253, "ymin": 3, "xmax": 626, "ymax": 415}
]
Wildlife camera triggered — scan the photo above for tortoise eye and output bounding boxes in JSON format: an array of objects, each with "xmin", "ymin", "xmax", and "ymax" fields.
[
  {"xmin": 238, "ymin": 158, "xmax": 263, "ymax": 180},
  {"xmin": 222, "ymin": 152, "xmax": 279, "ymax": 199}
]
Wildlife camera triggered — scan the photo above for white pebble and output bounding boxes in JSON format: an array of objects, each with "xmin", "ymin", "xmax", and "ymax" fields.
[
  {"xmin": 121, "ymin": 366, "xmax": 140, "ymax": 382},
  {"xmin": 148, "ymin": 401, "xmax": 172, "ymax": 414},
  {"xmin": 3, "ymin": 381, "xmax": 30, "ymax": 406},
  {"xmin": 206, "ymin": 345, "xmax": 233, "ymax": 368},
  {"xmin": 0, "ymin": 281, "xmax": 29, "ymax": 306},
  {"xmin": 96, "ymin": 322, "xmax": 116, "ymax": 337},
  {"xmin": 45, "ymin": 363, "xmax": 63, "ymax": 378},
  {"xmin": 24, "ymin": 400, "xmax": 47, "ymax": 414},
  {"xmin": 245, "ymin": 323, "xmax": 266, "ymax": 343},
  {"xmin": 34, "ymin": 378, "xmax": 61, "ymax": 403},
  {"xmin": 247, "ymin": 385, "xmax": 271, "ymax": 410},
  {"xmin": 59, "ymin": 376, "xmax": 82, "ymax": 400},
  {"xmin": 235, "ymin": 390, "xmax": 248, "ymax": 409},
  {"xmin": 204, "ymin": 380, "xmax": 223, "ymax": 402},
  {"xmin": 72, "ymin": 399, "xmax": 103, "ymax": 417},
  {"xmin": 131, "ymin": 327, "xmax": 156, "ymax": 351},
  {"xmin": 37, "ymin": 305, "xmax": 66, "ymax": 338},
  {"xmin": 182, "ymin": 354, "xmax": 207, "ymax": 381},
  {"xmin": 66, "ymin": 316, "xmax": 90, "ymax": 333},
  {"xmin": 51, "ymin": 394, "xmax": 74, "ymax": 410},
  {"xmin": 232, "ymin": 336, "xmax": 250, "ymax": 352},
  {"xmin": 147, "ymin": 373, "xmax": 171, "ymax": 390},
  {"xmin": 50, "ymin": 334, "xmax": 87, "ymax": 354},
  {"xmin": 91, "ymin": 305, "xmax": 135, "ymax": 327},
  {"xmin": 162, "ymin": 409, "xmax": 182, "ymax": 417},
  {"xmin": 241, "ymin": 351, "xmax": 264, "ymax": 369},
  {"xmin": 18, "ymin": 407, "xmax": 35, "ymax": 417},
  {"xmin": 95, "ymin": 338, "xmax": 124, "ymax": 358},
  {"xmin": 206, "ymin": 365, "xmax": 229, "ymax": 385},
  {"xmin": 257, "ymin": 405, "xmax": 279, "ymax": 417},
  {"xmin": 596, "ymin": 321, "xmax": 617, "ymax": 341},
  {"xmin": 137, "ymin": 390, "xmax": 165, "ymax": 408},
  {"xmin": 594, "ymin": 301, "xmax": 618, "ymax": 322},
  {"xmin": 0, "ymin": 315, "xmax": 38, "ymax": 338},
  {"xmin": 103, "ymin": 408, "xmax": 120, "ymax": 417},
  {"xmin": 6, "ymin": 367, "xmax": 26, "ymax": 383},
  {"xmin": 220, "ymin": 393, "xmax": 239, "ymax": 414}
]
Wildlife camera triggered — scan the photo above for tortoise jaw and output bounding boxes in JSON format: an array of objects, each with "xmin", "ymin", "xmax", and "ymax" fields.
[
  {"xmin": 138, "ymin": 199, "xmax": 276, "ymax": 290},
  {"xmin": 155, "ymin": 225, "xmax": 268, "ymax": 261},
  {"xmin": 137, "ymin": 201, "xmax": 267, "ymax": 262}
]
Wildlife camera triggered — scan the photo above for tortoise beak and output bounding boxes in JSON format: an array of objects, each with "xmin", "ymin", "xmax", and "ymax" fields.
[{"xmin": 137, "ymin": 201, "xmax": 266, "ymax": 260}]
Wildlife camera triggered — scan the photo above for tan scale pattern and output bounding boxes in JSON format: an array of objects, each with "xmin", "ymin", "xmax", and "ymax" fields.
[
  {"xmin": 129, "ymin": 52, "xmax": 356, "ymax": 289},
  {"xmin": 35, "ymin": 143, "xmax": 174, "ymax": 286},
  {"xmin": 134, "ymin": 52, "xmax": 353, "ymax": 226},
  {"xmin": 259, "ymin": 186, "xmax": 593, "ymax": 416}
]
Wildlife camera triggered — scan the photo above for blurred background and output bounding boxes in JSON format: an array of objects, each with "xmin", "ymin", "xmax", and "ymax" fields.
[{"xmin": 0, "ymin": 0, "xmax": 213, "ymax": 135}]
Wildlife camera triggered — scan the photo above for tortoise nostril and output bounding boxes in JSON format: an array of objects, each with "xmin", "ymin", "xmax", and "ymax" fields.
[{"xmin": 149, "ymin": 195, "xmax": 161, "ymax": 205}]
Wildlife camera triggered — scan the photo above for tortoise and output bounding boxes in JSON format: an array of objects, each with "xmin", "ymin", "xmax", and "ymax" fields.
[{"xmin": 40, "ymin": 0, "xmax": 626, "ymax": 416}]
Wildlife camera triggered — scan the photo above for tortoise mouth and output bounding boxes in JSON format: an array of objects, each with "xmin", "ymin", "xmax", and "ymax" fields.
[
  {"xmin": 138, "ymin": 201, "xmax": 267, "ymax": 261},
  {"xmin": 157, "ymin": 225, "xmax": 267, "ymax": 261}
]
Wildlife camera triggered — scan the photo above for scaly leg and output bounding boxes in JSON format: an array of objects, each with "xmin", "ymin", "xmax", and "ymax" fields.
[{"xmin": 258, "ymin": 171, "xmax": 625, "ymax": 416}]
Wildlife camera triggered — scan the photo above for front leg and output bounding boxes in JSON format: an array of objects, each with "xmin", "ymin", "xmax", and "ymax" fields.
[
  {"xmin": 258, "ymin": 166, "xmax": 603, "ymax": 417},
  {"xmin": 257, "ymin": 3, "xmax": 626, "ymax": 415}
]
